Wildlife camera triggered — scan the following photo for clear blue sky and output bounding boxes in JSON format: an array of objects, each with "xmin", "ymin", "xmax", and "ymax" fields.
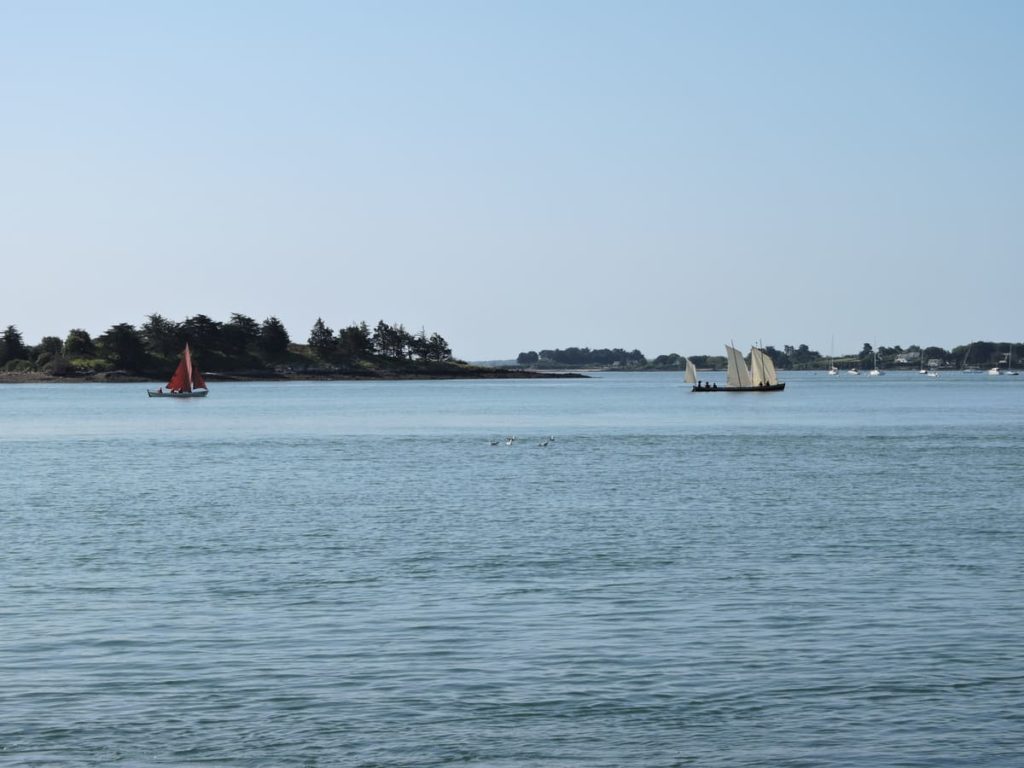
[{"xmin": 2, "ymin": 1, "xmax": 1021, "ymax": 360}]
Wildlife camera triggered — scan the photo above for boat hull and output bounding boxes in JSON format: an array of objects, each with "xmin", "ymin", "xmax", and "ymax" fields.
[
  {"xmin": 147, "ymin": 389, "xmax": 208, "ymax": 398},
  {"xmin": 691, "ymin": 383, "xmax": 785, "ymax": 393}
]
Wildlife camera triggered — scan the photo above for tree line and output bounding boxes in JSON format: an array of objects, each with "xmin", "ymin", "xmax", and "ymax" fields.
[
  {"xmin": 761, "ymin": 342, "xmax": 1024, "ymax": 370},
  {"xmin": 516, "ymin": 342, "xmax": 1024, "ymax": 370},
  {"xmin": 0, "ymin": 315, "xmax": 453, "ymax": 375},
  {"xmin": 516, "ymin": 347, "xmax": 647, "ymax": 367}
]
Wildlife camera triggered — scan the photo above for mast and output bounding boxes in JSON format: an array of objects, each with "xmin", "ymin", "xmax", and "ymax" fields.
[{"xmin": 184, "ymin": 343, "xmax": 193, "ymax": 393}]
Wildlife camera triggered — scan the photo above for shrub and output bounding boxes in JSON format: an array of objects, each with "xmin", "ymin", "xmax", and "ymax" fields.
[{"xmin": 4, "ymin": 359, "xmax": 36, "ymax": 372}]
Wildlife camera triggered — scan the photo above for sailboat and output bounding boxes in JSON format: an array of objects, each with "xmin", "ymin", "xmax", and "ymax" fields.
[
  {"xmin": 683, "ymin": 357, "xmax": 698, "ymax": 385},
  {"xmin": 827, "ymin": 336, "xmax": 839, "ymax": 375},
  {"xmin": 147, "ymin": 343, "xmax": 209, "ymax": 398},
  {"xmin": 869, "ymin": 350, "xmax": 885, "ymax": 376},
  {"xmin": 691, "ymin": 344, "xmax": 784, "ymax": 392},
  {"xmin": 961, "ymin": 343, "xmax": 979, "ymax": 373},
  {"xmin": 1008, "ymin": 346, "xmax": 1019, "ymax": 376}
]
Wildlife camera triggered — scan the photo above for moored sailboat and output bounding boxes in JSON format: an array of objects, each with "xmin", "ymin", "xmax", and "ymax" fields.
[
  {"xmin": 869, "ymin": 350, "xmax": 885, "ymax": 376},
  {"xmin": 147, "ymin": 343, "xmax": 209, "ymax": 398}
]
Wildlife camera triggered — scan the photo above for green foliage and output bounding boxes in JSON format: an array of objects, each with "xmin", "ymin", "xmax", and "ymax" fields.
[
  {"xmin": 338, "ymin": 322, "xmax": 372, "ymax": 358},
  {"xmin": 141, "ymin": 314, "xmax": 181, "ymax": 359},
  {"xmin": 687, "ymin": 355, "xmax": 725, "ymax": 370},
  {"xmin": 68, "ymin": 357, "xmax": 113, "ymax": 373},
  {"xmin": 1, "ymin": 325, "xmax": 28, "ymax": 365},
  {"xmin": 533, "ymin": 347, "xmax": 647, "ymax": 367},
  {"xmin": 650, "ymin": 353, "xmax": 683, "ymax": 369},
  {"xmin": 181, "ymin": 315, "xmax": 222, "ymax": 351},
  {"xmin": 372, "ymin": 321, "xmax": 412, "ymax": 359},
  {"xmin": 781, "ymin": 344, "xmax": 820, "ymax": 367},
  {"xmin": 308, "ymin": 318, "xmax": 336, "ymax": 360},
  {"xmin": 222, "ymin": 313, "xmax": 260, "ymax": 356},
  {"xmin": 64, "ymin": 329, "xmax": 95, "ymax": 357},
  {"xmin": 97, "ymin": 323, "xmax": 148, "ymax": 371},
  {"xmin": 3, "ymin": 358, "xmax": 35, "ymax": 372},
  {"xmin": 426, "ymin": 332, "xmax": 452, "ymax": 362},
  {"xmin": 35, "ymin": 336, "xmax": 64, "ymax": 361},
  {"xmin": 3, "ymin": 314, "xmax": 459, "ymax": 376},
  {"xmin": 258, "ymin": 317, "xmax": 291, "ymax": 359}
]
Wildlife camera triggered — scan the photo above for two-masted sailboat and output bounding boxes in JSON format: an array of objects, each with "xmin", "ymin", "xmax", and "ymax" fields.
[
  {"xmin": 147, "ymin": 343, "xmax": 208, "ymax": 398},
  {"xmin": 691, "ymin": 344, "xmax": 784, "ymax": 392}
]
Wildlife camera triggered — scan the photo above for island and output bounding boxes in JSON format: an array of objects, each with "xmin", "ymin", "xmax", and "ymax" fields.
[{"xmin": 0, "ymin": 316, "xmax": 584, "ymax": 383}]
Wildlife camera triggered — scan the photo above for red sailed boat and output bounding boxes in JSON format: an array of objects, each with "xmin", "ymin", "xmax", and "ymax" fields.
[{"xmin": 147, "ymin": 343, "xmax": 209, "ymax": 398}]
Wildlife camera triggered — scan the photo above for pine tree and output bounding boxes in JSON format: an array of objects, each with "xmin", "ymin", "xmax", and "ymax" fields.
[{"xmin": 308, "ymin": 318, "xmax": 336, "ymax": 361}]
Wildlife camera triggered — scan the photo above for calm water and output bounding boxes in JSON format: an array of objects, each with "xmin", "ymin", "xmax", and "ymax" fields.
[{"xmin": 1, "ymin": 372, "xmax": 1022, "ymax": 767}]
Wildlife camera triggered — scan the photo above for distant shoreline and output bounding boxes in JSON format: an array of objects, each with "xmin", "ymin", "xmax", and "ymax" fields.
[{"xmin": 0, "ymin": 368, "xmax": 587, "ymax": 384}]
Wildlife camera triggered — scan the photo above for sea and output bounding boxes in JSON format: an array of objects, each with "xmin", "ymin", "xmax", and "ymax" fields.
[{"xmin": 1, "ymin": 371, "xmax": 1021, "ymax": 767}]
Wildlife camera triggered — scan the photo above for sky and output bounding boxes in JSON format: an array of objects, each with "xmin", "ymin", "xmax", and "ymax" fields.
[{"xmin": 2, "ymin": 1, "xmax": 1022, "ymax": 360}]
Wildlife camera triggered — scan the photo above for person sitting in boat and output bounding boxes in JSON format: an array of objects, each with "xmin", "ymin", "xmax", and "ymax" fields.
[{"xmin": 712, "ymin": 382, "xmax": 717, "ymax": 390}]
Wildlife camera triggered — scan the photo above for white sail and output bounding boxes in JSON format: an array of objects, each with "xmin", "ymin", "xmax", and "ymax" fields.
[
  {"xmin": 760, "ymin": 349, "xmax": 778, "ymax": 385},
  {"xmin": 683, "ymin": 358, "xmax": 697, "ymax": 384},
  {"xmin": 725, "ymin": 345, "xmax": 751, "ymax": 388},
  {"xmin": 749, "ymin": 347, "xmax": 765, "ymax": 385},
  {"xmin": 749, "ymin": 347, "xmax": 779, "ymax": 387}
]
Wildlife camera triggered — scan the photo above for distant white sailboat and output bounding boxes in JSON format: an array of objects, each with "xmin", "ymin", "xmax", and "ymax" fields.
[
  {"xmin": 828, "ymin": 336, "xmax": 839, "ymax": 375},
  {"xmin": 960, "ymin": 343, "xmax": 978, "ymax": 373},
  {"xmin": 870, "ymin": 350, "xmax": 885, "ymax": 376},
  {"xmin": 823, "ymin": 335, "xmax": 839, "ymax": 376}
]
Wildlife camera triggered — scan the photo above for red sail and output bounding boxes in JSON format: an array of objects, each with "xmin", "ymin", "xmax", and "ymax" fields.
[
  {"xmin": 165, "ymin": 356, "xmax": 191, "ymax": 392},
  {"xmin": 165, "ymin": 343, "xmax": 206, "ymax": 392}
]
